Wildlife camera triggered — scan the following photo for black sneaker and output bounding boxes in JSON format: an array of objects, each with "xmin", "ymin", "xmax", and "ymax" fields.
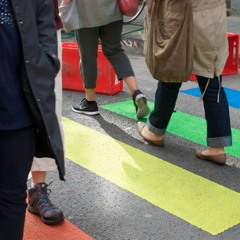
[
  {"xmin": 27, "ymin": 182, "xmax": 64, "ymax": 225},
  {"xmin": 132, "ymin": 90, "xmax": 150, "ymax": 118},
  {"xmin": 72, "ymin": 98, "xmax": 100, "ymax": 115}
]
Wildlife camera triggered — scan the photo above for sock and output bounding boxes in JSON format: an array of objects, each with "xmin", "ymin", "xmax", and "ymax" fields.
[
  {"xmin": 86, "ymin": 99, "xmax": 96, "ymax": 105},
  {"xmin": 132, "ymin": 89, "xmax": 142, "ymax": 99}
]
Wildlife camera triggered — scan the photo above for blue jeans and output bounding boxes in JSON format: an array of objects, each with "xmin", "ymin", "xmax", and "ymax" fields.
[{"xmin": 147, "ymin": 76, "xmax": 232, "ymax": 147}]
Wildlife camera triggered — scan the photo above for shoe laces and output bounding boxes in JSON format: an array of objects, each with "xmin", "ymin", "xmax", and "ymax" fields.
[{"xmin": 37, "ymin": 181, "xmax": 57, "ymax": 211}]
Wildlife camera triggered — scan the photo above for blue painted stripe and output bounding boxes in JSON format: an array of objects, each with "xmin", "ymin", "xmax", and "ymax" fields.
[{"xmin": 180, "ymin": 87, "xmax": 240, "ymax": 109}]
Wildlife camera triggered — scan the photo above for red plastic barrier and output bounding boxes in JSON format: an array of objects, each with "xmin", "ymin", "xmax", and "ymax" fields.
[
  {"xmin": 190, "ymin": 32, "xmax": 239, "ymax": 81},
  {"xmin": 62, "ymin": 42, "xmax": 123, "ymax": 95}
]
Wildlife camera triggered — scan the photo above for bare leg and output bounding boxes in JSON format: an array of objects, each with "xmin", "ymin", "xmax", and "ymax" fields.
[
  {"xmin": 31, "ymin": 171, "xmax": 47, "ymax": 184},
  {"xmin": 85, "ymin": 88, "xmax": 96, "ymax": 101},
  {"xmin": 123, "ymin": 76, "xmax": 138, "ymax": 95}
]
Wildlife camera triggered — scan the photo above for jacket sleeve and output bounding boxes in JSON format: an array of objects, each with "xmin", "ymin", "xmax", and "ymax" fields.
[{"xmin": 36, "ymin": 0, "xmax": 60, "ymax": 74}]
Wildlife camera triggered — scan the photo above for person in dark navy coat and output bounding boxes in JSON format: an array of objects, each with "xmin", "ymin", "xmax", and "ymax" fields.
[{"xmin": 0, "ymin": 0, "xmax": 65, "ymax": 239}]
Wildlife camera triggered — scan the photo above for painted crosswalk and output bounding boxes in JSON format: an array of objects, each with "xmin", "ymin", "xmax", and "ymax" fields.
[
  {"xmin": 101, "ymin": 100, "xmax": 240, "ymax": 158},
  {"xmin": 62, "ymin": 117, "xmax": 240, "ymax": 235},
  {"xmin": 24, "ymin": 94, "xmax": 240, "ymax": 238},
  {"xmin": 180, "ymin": 87, "xmax": 240, "ymax": 109},
  {"xmin": 23, "ymin": 210, "xmax": 93, "ymax": 240}
]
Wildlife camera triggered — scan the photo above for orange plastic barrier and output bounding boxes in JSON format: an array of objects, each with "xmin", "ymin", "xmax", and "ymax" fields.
[{"xmin": 62, "ymin": 42, "xmax": 123, "ymax": 95}]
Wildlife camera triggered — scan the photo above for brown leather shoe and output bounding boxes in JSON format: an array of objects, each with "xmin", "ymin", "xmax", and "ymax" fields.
[
  {"xmin": 196, "ymin": 150, "xmax": 226, "ymax": 165},
  {"xmin": 137, "ymin": 122, "xmax": 164, "ymax": 146}
]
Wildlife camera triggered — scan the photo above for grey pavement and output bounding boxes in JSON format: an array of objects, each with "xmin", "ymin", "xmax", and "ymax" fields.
[
  {"xmin": 232, "ymin": 0, "xmax": 240, "ymax": 9},
  {"xmin": 227, "ymin": 16, "xmax": 240, "ymax": 36},
  {"xmin": 44, "ymin": 12, "xmax": 240, "ymax": 240},
  {"xmin": 230, "ymin": 0, "xmax": 240, "ymax": 16}
]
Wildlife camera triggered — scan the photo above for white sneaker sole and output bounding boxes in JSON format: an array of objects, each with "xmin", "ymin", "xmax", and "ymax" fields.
[
  {"xmin": 72, "ymin": 107, "xmax": 100, "ymax": 116},
  {"xmin": 135, "ymin": 94, "xmax": 150, "ymax": 118}
]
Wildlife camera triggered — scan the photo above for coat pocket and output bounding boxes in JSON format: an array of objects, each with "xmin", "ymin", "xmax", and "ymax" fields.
[{"xmin": 46, "ymin": 52, "xmax": 60, "ymax": 76}]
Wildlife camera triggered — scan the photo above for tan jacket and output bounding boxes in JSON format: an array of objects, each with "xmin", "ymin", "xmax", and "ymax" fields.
[{"xmin": 191, "ymin": 0, "xmax": 228, "ymax": 78}]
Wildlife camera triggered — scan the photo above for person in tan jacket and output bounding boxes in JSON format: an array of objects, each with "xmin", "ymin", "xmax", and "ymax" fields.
[{"xmin": 137, "ymin": 0, "xmax": 232, "ymax": 165}]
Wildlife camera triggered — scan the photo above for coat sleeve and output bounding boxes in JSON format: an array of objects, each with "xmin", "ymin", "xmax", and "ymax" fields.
[{"xmin": 35, "ymin": 0, "xmax": 60, "ymax": 75}]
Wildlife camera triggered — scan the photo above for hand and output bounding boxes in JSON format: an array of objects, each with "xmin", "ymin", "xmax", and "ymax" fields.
[{"xmin": 61, "ymin": 0, "xmax": 72, "ymax": 6}]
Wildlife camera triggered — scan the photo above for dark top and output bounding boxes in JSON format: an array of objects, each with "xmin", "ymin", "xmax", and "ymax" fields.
[
  {"xmin": 0, "ymin": 0, "xmax": 32, "ymax": 130},
  {"xmin": 53, "ymin": 0, "xmax": 63, "ymax": 30}
]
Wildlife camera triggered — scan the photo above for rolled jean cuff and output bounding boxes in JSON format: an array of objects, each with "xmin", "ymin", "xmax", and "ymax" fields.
[
  {"xmin": 207, "ymin": 136, "xmax": 232, "ymax": 147},
  {"xmin": 147, "ymin": 119, "xmax": 166, "ymax": 136}
]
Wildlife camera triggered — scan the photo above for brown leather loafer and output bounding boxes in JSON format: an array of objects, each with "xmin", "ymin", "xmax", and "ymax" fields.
[
  {"xmin": 196, "ymin": 150, "xmax": 226, "ymax": 165},
  {"xmin": 137, "ymin": 122, "xmax": 164, "ymax": 146}
]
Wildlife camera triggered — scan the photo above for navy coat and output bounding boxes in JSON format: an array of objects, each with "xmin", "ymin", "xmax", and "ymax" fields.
[{"xmin": 11, "ymin": 0, "xmax": 65, "ymax": 180}]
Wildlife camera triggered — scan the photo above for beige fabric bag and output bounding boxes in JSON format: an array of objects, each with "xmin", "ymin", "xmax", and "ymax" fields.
[{"xmin": 144, "ymin": 0, "xmax": 194, "ymax": 82}]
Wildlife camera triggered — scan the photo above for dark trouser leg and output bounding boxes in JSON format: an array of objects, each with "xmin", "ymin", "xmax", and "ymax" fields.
[
  {"xmin": 75, "ymin": 28, "xmax": 99, "ymax": 89},
  {"xmin": 100, "ymin": 20, "xmax": 135, "ymax": 79},
  {"xmin": 0, "ymin": 126, "xmax": 36, "ymax": 240},
  {"xmin": 147, "ymin": 81, "xmax": 181, "ymax": 135},
  {"xmin": 197, "ymin": 76, "xmax": 232, "ymax": 147}
]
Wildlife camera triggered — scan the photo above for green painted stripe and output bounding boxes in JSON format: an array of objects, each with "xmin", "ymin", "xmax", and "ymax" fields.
[
  {"xmin": 100, "ymin": 100, "xmax": 240, "ymax": 158},
  {"xmin": 63, "ymin": 117, "xmax": 240, "ymax": 235}
]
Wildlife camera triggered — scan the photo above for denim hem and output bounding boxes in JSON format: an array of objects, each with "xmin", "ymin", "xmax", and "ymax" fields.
[
  {"xmin": 207, "ymin": 136, "xmax": 232, "ymax": 147},
  {"xmin": 147, "ymin": 120, "xmax": 166, "ymax": 136}
]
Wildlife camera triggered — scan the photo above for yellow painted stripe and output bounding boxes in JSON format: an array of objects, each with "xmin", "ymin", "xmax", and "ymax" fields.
[{"xmin": 63, "ymin": 117, "xmax": 240, "ymax": 235}]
